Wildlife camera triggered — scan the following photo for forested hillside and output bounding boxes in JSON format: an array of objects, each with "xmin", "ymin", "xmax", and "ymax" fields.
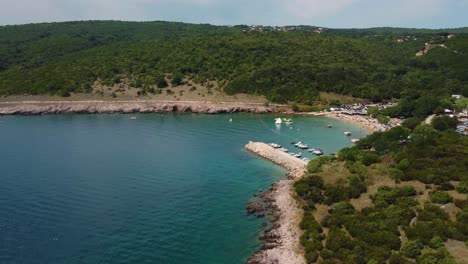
[
  {"xmin": 0, "ymin": 21, "xmax": 467, "ymax": 106},
  {"xmin": 295, "ymin": 121, "xmax": 468, "ymax": 263}
]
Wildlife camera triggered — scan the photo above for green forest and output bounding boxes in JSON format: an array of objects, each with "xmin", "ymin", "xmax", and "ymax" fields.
[
  {"xmin": 1, "ymin": 21, "xmax": 467, "ymax": 107},
  {"xmin": 295, "ymin": 118, "xmax": 468, "ymax": 263},
  {"xmin": 1, "ymin": 20, "xmax": 467, "ymax": 263}
]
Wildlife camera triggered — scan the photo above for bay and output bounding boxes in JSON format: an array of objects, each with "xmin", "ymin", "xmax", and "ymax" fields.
[{"xmin": 0, "ymin": 113, "xmax": 366, "ymax": 264}]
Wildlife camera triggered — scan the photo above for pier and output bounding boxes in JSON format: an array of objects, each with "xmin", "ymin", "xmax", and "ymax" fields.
[{"xmin": 245, "ymin": 141, "xmax": 307, "ymax": 179}]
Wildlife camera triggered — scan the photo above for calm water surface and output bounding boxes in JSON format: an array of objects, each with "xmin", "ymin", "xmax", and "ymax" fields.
[{"xmin": 0, "ymin": 114, "xmax": 366, "ymax": 264}]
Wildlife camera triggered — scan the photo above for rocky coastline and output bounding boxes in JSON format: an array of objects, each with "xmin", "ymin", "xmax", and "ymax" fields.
[
  {"xmin": 0, "ymin": 100, "xmax": 290, "ymax": 115},
  {"xmin": 245, "ymin": 142, "xmax": 306, "ymax": 264}
]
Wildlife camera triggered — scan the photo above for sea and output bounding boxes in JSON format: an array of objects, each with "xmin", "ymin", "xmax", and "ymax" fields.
[{"xmin": 0, "ymin": 113, "xmax": 367, "ymax": 264}]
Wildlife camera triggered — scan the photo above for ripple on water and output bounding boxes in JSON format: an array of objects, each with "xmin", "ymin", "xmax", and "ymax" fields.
[{"xmin": 0, "ymin": 114, "xmax": 367, "ymax": 264}]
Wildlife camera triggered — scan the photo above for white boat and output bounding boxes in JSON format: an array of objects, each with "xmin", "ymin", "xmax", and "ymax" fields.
[
  {"xmin": 297, "ymin": 143, "xmax": 308, "ymax": 149},
  {"xmin": 351, "ymin": 139, "xmax": 360, "ymax": 143},
  {"xmin": 279, "ymin": 148, "xmax": 289, "ymax": 152},
  {"xmin": 293, "ymin": 153, "xmax": 302, "ymax": 158},
  {"xmin": 327, "ymin": 125, "xmax": 333, "ymax": 128},
  {"xmin": 275, "ymin": 118, "xmax": 282, "ymax": 125},
  {"xmin": 268, "ymin": 143, "xmax": 282, "ymax": 148},
  {"xmin": 229, "ymin": 118, "xmax": 232, "ymax": 122},
  {"xmin": 344, "ymin": 131, "xmax": 352, "ymax": 136},
  {"xmin": 308, "ymin": 148, "xmax": 316, "ymax": 152},
  {"xmin": 130, "ymin": 116, "xmax": 137, "ymax": 120},
  {"xmin": 312, "ymin": 149, "xmax": 323, "ymax": 155},
  {"xmin": 295, "ymin": 141, "xmax": 307, "ymax": 147}
]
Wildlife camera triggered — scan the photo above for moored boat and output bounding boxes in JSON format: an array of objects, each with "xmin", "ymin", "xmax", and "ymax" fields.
[
  {"xmin": 312, "ymin": 149, "xmax": 323, "ymax": 155},
  {"xmin": 268, "ymin": 143, "xmax": 282, "ymax": 148},
  {"xmin": 279, "ymin": 147, "xmax": 289, "ymax": 152}
]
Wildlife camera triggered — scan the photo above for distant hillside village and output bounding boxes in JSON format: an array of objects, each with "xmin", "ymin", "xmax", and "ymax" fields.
[{"xmin": 241, "ymin": 25, "xmax": 325, "ymax": 33}]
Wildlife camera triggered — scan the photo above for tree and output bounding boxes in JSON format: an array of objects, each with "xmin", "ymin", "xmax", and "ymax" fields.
[
  {"xmin": 430, "ymin": 190, "xmax": 453, "ymax": 204},
  {"xmin": 402, "ymin": 117, "xmax": 423, "ymax": 130},
  {"xmin": 171, "ymin": 74, "xmax": 184, "ymax": 86},
  {"xmin": 156, "ymin": 76, "xmax": 169, "ymax": 88},
  {"xmin": 431, "ymin": 116, "xmax": 459, "ymax": 131},
  {"xmin": 401, "ymin": 240, "xmax": 423, "ymax": 258}
]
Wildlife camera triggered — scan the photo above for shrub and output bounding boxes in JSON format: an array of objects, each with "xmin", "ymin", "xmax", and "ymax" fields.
[
  {"xmin": 428, "ymin": 236, "xmax": 444, "ymax": 249},
  {"xmin": 401, "ymin": 240, "xmax": 423, "ymax": 258},
  {"xmin": 171, "ymin": 74, "xmax": 184, "ymax": 86},
  {"xmin": 456, "ymin": 181, "xmax": 468, "ymax": 194},
  {"xmin": 307, "ymin": 156, "xmax": 333, "ymax": 173},
  {"xmin": 291, "ymin": 102, "xmax": 299, "ymax": 112},
  {"xmin": 429, "ymin": 190, "xmax": 453, "ymax": 204},
  {"xmin": 360, "ymin": 151, "xmax": 381, "ymax": 166},
  {"xmin": 402, "ymin": 117, "xmax": 423, "ymax": 130},
  {"xmin": 157, "ymin": 76, "xmax": 168, "ymax": 88},
  {"xmin": 431, "ymin": 116, "xmax": 459, "ymax": 131}
]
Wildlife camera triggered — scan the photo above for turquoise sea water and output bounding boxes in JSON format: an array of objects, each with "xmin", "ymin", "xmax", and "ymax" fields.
[{"xmin": 0, "ymin": 114, "xmax": 366, "ymax": 264}]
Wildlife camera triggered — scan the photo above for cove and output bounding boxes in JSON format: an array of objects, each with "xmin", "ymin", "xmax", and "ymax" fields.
[{"xmin": 0, "ymin": 113, "xmax": 367, "ymax": 264}]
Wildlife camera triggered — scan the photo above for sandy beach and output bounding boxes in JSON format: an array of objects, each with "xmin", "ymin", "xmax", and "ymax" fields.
[
  {"xmin": 245, "ymin": 142, "xmax": 306, "ymax": 264},
  {"xmin": 299, "ymin": 111, "xmax": 402, "ymax": 133}
]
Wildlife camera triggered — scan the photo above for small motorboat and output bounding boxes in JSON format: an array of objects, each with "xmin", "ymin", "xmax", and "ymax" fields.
[
  {"xmin": 130, "ymin": 116, "xmax": 137, "ymax": 120},
  {"xmin": 293, "ymin": 153, "xmax": 302, "ymax": 158},
  {"xmin": 268, "ymin": 143, "xmax": 282, "ymax": 148},
  {"xmin": 327, "ymin": 125, "xmax": 332, "ymax": 128},
  {"xmin": 344, "ymin": 131, "xmax": 352, "ymax": 136},
  {"xmin": 351, "ymin": 139, "xmax": 360, "ymax": 143},
  {"xmin": 312, "ymin": 149, "xmax": 323, "ymax": 155},
  {"xmin": 279, "ymin": 148, "xmax": 289, "ymax": 152},
  {"xmin": 275, "ymin": 118, "xmax": 282, "ymax": 125},
  {"xmin": 229, "ymin": 118, "xmax": 232, "ymax": 122},
  {"xmin": 297, "ymin": 143, "xmax": 308, "ymax": 149}
]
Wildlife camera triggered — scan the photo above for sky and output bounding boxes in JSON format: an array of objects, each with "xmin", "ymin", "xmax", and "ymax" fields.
[{"xmin": 0, "ymin": 0, "xmax": 467, "ymax": 28}]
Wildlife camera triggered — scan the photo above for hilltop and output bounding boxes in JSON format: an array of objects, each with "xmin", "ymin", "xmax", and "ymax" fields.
[{"xmin": 0, "ymin": 21, "xmax": 467, "ymax": 116}]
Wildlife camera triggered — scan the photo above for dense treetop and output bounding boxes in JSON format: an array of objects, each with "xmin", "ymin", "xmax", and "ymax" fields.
[
  {"xmin": 295, "ymin": 123, "xmax": 468, "ymax": 263},
  {"xmin": 0, "ymin": 21, "xmax": 467, "ymax": 104}
]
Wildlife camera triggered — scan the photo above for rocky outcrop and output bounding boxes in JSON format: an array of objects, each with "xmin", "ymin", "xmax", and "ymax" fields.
[
  {"xmin": 245, "ymin": 142, "xmax": 306, "ymax": 264},
  {"xmin": 247, "ymin": 181, "xmax": 306, "ymax": 264},
  {"xmin": 0, "ymin": 101, "xmax": 290, "ymax": 115}
]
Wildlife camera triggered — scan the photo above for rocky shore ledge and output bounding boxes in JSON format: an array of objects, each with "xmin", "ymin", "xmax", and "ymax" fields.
[
  {"xmin": 245, "ymin": 142, "xmax": 306, "ymax": 264},
  {"xmin": 0, "ymin": 100, "xmax": 290, "ymax": 115}
]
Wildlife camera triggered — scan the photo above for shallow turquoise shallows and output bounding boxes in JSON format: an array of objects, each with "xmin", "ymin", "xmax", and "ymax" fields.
[{"xmin": 0, "ymin": 113, "xmax": 366, "ymax": 264}]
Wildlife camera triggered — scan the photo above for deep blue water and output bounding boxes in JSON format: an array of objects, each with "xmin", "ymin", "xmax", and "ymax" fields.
[{"xmin": 0, "ymin": 114, "xmax": 366, "ymax": 264}]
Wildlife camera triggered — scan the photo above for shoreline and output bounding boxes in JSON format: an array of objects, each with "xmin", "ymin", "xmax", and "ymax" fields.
[
  {"xmin": 245, "ymin": 142, "xmax": 307, "ymax": 264},
  {"xmin": 1, "ymin": 100, "xmax": 390, "ymax": 264},
  {"xmin": 0, "ymin": 100, "xmax": 290, "ymax": 115},
  {"xmin": 0, "ymin": 100, "xmax": 396, "ymax": 135}
]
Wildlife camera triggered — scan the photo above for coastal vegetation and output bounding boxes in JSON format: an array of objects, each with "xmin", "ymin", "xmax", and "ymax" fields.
[
  {"xmin": 0, "ymin": 21, "xmax": 467, "ymax": 112},
  {"xmin": 295, "ymin": 123, "xmax": 468, "ymax": 263}
]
